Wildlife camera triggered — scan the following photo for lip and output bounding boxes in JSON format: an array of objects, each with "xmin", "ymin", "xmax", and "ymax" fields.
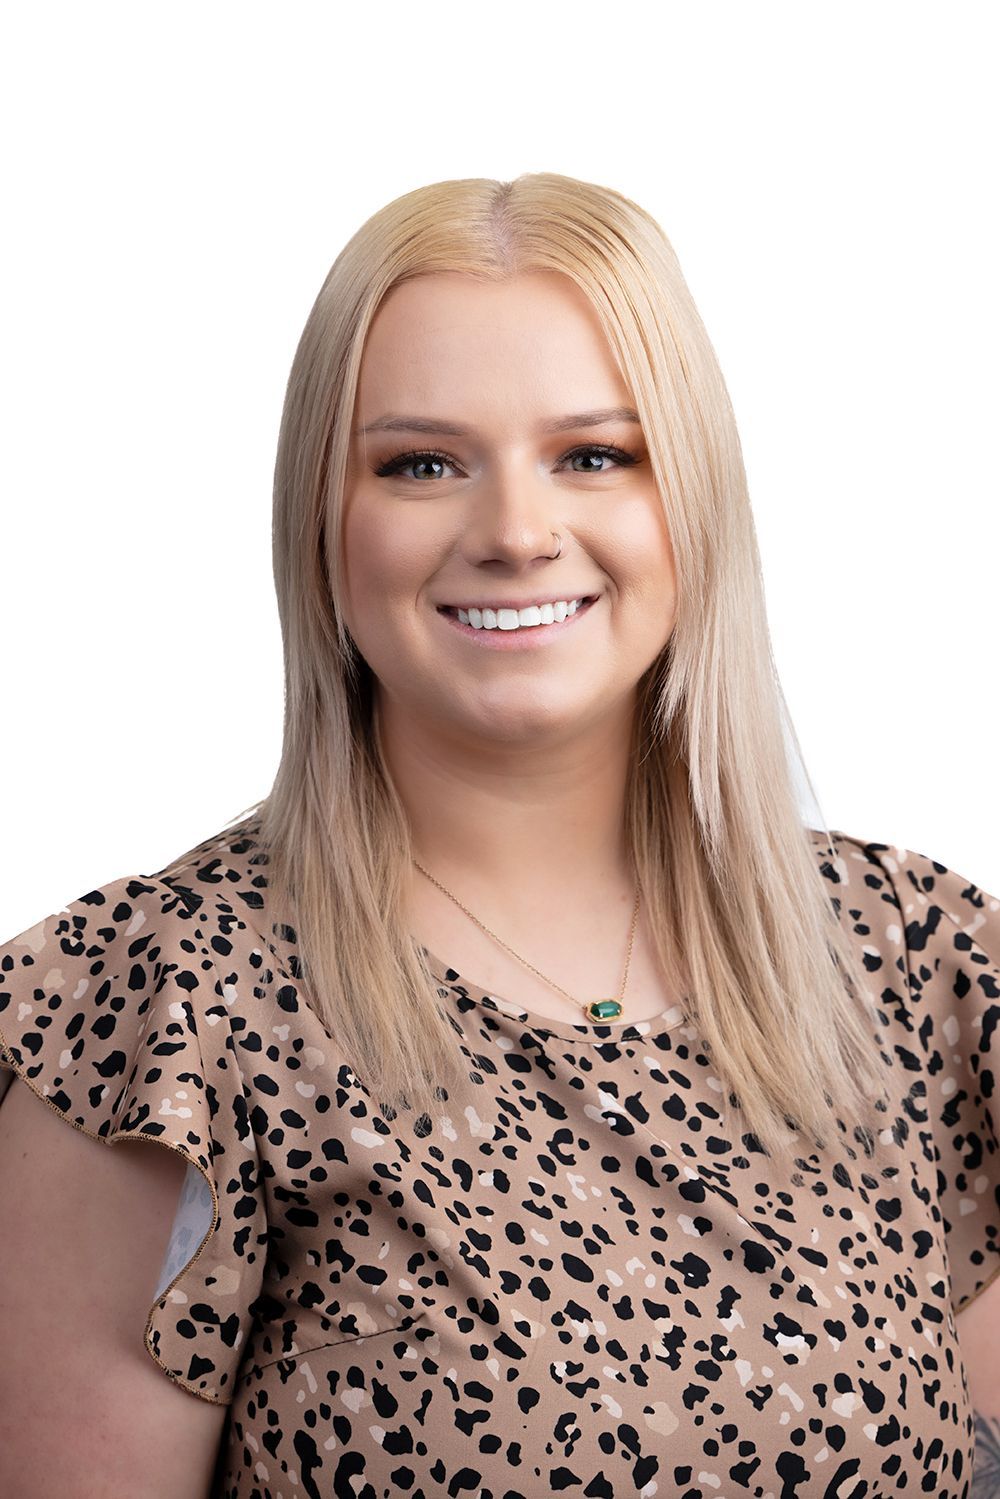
[{"xmin": 436, "ymin": 595, "xmax": 600, "ymax": 649}]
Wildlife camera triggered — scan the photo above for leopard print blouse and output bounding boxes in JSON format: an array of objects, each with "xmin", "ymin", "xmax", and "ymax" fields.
[{"xmin": 2, "ymin": 817, "xmax": 997, "ymax": 1497}]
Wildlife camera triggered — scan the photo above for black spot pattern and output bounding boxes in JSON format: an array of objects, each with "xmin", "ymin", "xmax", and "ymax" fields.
[{"xmin": 1, "ymin": 819, "xmax": 998, "ymax": 1497}]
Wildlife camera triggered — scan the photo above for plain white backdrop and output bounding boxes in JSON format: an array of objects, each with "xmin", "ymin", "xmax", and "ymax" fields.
[{"xmin": 1, "ymin": 1, "xmax": 997, "ymax": 931}]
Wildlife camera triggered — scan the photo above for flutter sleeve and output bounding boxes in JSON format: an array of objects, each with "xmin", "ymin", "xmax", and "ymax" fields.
[
  {"xmin": 0, "ymin": 872, "xmax": 268, "ymax": 1404},
  {"xmin": 860, "ymin": 839, "xmax": 1000, "ymax": 1317}
]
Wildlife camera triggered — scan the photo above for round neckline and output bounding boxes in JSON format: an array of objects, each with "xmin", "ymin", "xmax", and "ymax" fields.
[{"xmin": 419, "ymin": 945, "xmax": 687, "ymax": 1044}]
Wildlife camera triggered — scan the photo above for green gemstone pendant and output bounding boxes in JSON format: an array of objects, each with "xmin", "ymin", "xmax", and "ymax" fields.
[{"xmin": 584, "ymin": 998, "xmax": 624, "ymax": 1022}]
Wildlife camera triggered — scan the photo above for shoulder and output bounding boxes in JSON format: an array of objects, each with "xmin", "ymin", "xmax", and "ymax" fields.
[
  {"xmin": 804, "ymin": 825, "xmax": 998, "ymax": 939},
  {"xmin": 0, "ymin": 871, "xmax": 207, "ymax": 1075},
  {"xmin": 150, "ymin": 812, "xmax": 271, "ymax": 926},
  {"xmin": 804, "ymin": 826, "xmax": 1000, "ymax": 1316},
  {"xmin": 0, "ymin": 816, "xmax": 271, "ymax": 1158},
  {"xmin": 0, "ymin": 814, "xmax": 272, "ymax": 1404},
  {"xmin": 1, "ymin": 808, "xmax": 269, "ymax": 982},
  {"xmin": 802, "ymin": 824, "xmax": 1000, "ymax": 1061}
]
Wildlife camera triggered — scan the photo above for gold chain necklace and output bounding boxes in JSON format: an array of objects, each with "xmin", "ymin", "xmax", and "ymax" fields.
[{"xmin": 412, "ymin": 860, "xmax": 641, "ymax": 1023}]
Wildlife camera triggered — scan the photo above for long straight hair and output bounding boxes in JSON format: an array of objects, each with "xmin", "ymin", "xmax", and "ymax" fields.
[{"xmin": 200, "ymin": 174, "xmax": 894, "ymax": 1168}]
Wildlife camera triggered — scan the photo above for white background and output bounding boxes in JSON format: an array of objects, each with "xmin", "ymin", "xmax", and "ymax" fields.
[{"xmin": 2, "ymin": 0, "xmax": 997, "ymax": 929}]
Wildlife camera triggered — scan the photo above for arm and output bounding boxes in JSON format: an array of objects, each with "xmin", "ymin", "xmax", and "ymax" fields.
[
  {"xmin": 957, "ymin": 1270, "xmax": 1000, "ymax": 1497},
  {"xmin": 0, "ymin": 1074, "xmax": 229, "ymax": 1499}
]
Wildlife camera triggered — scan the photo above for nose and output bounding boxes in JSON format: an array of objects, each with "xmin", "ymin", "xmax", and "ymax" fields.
[{"xmin": 456, "ymin": 459, "xmax": 563, "ymax": 568}]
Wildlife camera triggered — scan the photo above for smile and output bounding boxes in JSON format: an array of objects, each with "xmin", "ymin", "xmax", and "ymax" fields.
[
  {"xmin": 450, "ymin": 596, "xmax": 592, "ymax": 630},
  {"xmin": 436, "ymin": 595, "xmax": 600, "ymax": 650}
]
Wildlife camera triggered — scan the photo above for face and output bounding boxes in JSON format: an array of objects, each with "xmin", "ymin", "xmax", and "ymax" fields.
[{"xmin": 339, "ymin": 270, "xmax": 677, "ymax": 751}]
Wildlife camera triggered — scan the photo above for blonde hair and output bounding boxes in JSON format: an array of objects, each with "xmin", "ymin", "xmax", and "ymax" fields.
[{"xmin": 210, "ymin": 173, "xmax": 893, "ymax": 1168}]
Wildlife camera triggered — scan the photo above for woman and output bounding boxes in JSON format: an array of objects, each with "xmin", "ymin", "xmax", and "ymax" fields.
[{"xmin": 1, "ymin": 173, "xmax": 997, "ymax": 1498}]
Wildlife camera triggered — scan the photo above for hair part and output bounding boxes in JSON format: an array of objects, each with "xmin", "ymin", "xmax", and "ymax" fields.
[{"xmin": 208, "ymin": 172, "xmax": 894, "ymax": 1171}]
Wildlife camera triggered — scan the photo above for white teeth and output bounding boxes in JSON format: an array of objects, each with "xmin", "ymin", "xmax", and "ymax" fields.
[{"xmin": 454, "ymin": 598, "xmax": 587, "ymax": 630}]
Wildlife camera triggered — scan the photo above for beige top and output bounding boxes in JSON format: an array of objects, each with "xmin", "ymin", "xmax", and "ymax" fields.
[{"xmin": 1, "ymin": 815, "xmax": 997, "ymax": 1497}]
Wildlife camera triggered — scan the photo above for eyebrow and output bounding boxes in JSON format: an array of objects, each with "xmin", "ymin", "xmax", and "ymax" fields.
[{"xmin": 352, "ymin": 406, "xmax": 642, "ymax": 438}]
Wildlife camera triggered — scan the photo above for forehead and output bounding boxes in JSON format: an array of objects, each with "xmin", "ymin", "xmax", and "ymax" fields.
[{"xmin": 354, "ymin": 271, "xmax": 632, "ymax": 420}]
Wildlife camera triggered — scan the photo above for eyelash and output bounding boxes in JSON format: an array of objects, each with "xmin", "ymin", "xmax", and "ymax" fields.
[{"xmin": 373, "ymin": 442, "xmax": 640, "ymax": 482}]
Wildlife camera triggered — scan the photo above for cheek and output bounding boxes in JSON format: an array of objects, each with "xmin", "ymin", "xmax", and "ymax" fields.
[
  {"xmin": 600, "ymin": 497, "xmax": 676, "ymax": 595},
  {"xmin": 340, "ymin": 499, "xmax": 441, "ymax": 640},
  {"xmin": 339, "ymin": 502, "xmax": 382, "ymax": 642},
  {"xmin": 638, "ymin": 492, "xmax": 676, "ymax": 572},
  {"xmin": 636, "ymin": 495, "xmax": 677, "ymax": 598},
  {"xmin": 607, "ymin": 505, "xmax": 678, "ymax": 652},
  {"xmin": 341, "ymin": 503, "xmax": 397, "ymax": 615}
]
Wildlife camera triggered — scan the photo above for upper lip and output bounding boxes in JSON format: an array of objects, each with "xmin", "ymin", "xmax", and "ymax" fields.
[{"xmin": 438, "ymin": 593, "xmax": 598, "ymax": 612}]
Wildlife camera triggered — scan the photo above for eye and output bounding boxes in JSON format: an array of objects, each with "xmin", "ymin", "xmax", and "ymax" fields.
[
  {"xmin": 563, "ymin": 443, "xmax": 640, "ymax": 474},
  {"xmin": 373, "ymin": 442, "xmax": 641, "ymax": 482},
  {"xmin": 374, "ymin": 449, "xmax": 461, "ymax": 482}
]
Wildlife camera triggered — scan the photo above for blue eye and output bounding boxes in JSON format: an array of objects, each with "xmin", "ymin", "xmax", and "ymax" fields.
[{"xmin": 374, "ymin": 443, "xmax": 640, "ymax": 482}]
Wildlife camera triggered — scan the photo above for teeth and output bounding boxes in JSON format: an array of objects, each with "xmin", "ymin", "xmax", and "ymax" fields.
[{"xmin": 455, "ymin": 598, "xmax": 586, "ymax": 630}]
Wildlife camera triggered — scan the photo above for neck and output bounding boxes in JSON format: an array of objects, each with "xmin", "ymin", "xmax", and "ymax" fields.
[{"xmin": 376, "ymin": 692, "xmax": 637, "ymax": 917}]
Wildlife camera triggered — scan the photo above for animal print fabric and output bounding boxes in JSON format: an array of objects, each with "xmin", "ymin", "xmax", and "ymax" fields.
[{"xmin": 1, "ymin": 817, "xmax": 998, "ymax": 1498}]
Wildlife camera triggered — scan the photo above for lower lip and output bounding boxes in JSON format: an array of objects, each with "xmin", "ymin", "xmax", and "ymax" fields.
[{"xmin": 437, "ymin": 597, "xmax": 599, "ymax": 650}]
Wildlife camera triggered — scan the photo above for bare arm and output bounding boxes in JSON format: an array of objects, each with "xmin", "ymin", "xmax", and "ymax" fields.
[{"xmin": 0, "ymin": 1072, "xmax": 229, "ymax": 1499}]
